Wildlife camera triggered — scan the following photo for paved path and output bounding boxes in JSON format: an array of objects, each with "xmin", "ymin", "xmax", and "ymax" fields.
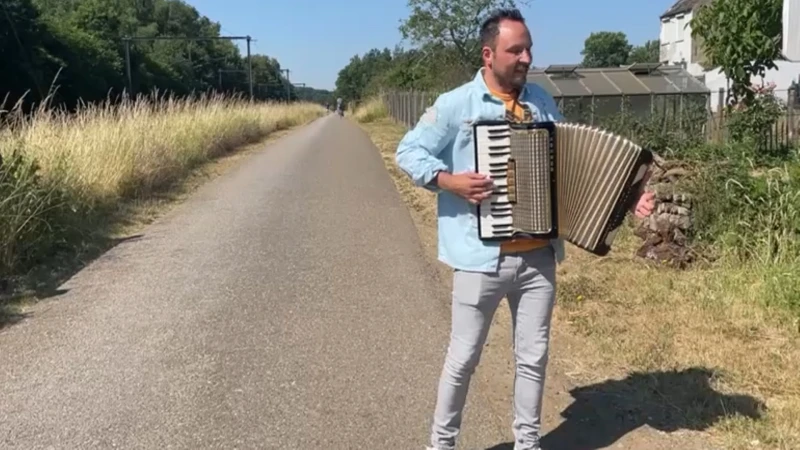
[{"xmin": 0, "ymin": 115, "xmax": 509, "ymax": 449}]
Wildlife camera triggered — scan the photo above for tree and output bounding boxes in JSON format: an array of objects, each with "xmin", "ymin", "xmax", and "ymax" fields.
[
  {"xmin": 580, "ymin": 31, "xmax": 632, "ymax": 68},
  {"xmin": 334, "ymin": 48, "xmax": 394, "ymax": 102},
  {"xmin": 0, "ymin": 0, "xmax": 54, "ymax": 103},
  {"xmin": 398, "ymin": 0, "xmax": 531, "ymax": 74},
  {"xmin": 1, "ymin": 0, "xmax": 313, "ymax": 111},
  {"xmin": 628, "ymin": 39, "xmax": 660, "ymax": 64},
  {"xmin": 690, "ymin": 0, "xmax": 783, "ymax": 106}
]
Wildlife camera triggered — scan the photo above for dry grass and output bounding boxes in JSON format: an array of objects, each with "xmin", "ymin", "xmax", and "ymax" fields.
[
  {"xmin": 360, "ymin": 115, "xmax": 800, "ymax": 450},
  {"xmin": 1, "ymin": 93, "xmax": 323, "ymax": 205},
  {"xmin": 352, "ymin": 96, "xmax": 389, "ymax": 124},
  {"xmin": 0, "ymin": 93, "xmax": 324, "ymax": 301},
  {"xmin": 554, "ymin": 231, "xmax": 800, "ymax": 449}
]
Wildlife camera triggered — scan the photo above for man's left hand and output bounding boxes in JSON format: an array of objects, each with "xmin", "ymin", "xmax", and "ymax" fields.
[{"xmin": 633, "ymin": 191, "xmax": 655, "ymax": 219}]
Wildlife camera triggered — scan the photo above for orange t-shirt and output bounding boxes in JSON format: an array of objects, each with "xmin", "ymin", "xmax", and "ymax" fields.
[{"xmin": 487, "ymin": 87, "xmax": 549, "ymax": 254}]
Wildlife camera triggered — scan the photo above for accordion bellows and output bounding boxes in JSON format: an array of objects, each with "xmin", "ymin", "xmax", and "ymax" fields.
[{"xmin": 473, "ymin": 120, "xmax": 653, "ymax": 256}]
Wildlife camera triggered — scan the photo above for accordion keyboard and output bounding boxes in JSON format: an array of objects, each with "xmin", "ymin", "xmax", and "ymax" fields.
[{"xmin": 474, "ymin": 123, "xmax": 514, "ymax": 239}]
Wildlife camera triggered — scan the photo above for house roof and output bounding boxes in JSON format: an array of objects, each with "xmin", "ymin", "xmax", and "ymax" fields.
[
  {"xmin": 526, "ymin": 63, "xmax": 710, "ymax": 98},
  {"xmin": 660, "ymin": 0, "xmax": 711, "ymax": 19}
]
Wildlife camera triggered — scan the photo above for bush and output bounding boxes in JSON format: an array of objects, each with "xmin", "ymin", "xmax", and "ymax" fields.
[
  {"xmin": 685, "ymin": 145, "xmax": 800, "ymax": 265},
  {"xmin": 0, "ymin": 147, "xmax": 75, "ymax": 277},
  {"xmin": 568, "ymin": 98, "xmax": 709, "ymax": 157},
  {"xmin": 726, "ymin": 83, "xmax": 784, "ymax": 144},
  {"xmin": 352, "ymin": 96, "xmax": 389, "ymax": 123}
]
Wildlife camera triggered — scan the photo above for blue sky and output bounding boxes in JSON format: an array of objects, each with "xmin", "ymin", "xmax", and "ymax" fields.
[{"xmin": 188, "ymin": 0, "xmax": 674, "ymax": 91}]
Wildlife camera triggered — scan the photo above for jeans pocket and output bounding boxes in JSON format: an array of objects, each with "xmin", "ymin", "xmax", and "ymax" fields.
[{"xmin": 453, "ymin": 269, "xmax": 501, "ymax": 307}]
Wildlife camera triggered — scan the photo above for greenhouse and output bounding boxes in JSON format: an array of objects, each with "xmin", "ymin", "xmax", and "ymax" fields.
[{"xmin": 526, "ymin": 63, "xmax": 711, "ymax": 125}]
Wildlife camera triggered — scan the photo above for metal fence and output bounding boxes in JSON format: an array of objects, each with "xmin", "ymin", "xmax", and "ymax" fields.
[
  {"xmin": 381, "ymin": 87, "xmax": 800, "ymax": 153},
  {"xmin": 381, "ymin": 91, "xmax": 441, "ymax": 129}
]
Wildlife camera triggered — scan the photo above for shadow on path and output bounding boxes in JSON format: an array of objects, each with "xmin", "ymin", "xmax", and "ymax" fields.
[
  {"xmin": 485, "ymin": 367, "xmax": 764, "ymax": 450},
  {"xmin": 0, "ymin": 234, "xmax": 143, "ymax": 330}
]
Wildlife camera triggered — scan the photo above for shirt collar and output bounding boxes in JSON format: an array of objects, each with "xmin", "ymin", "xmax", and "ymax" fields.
[{"xmin": 472, "ymin": 68, "xmax": 531, "ymax": 102}]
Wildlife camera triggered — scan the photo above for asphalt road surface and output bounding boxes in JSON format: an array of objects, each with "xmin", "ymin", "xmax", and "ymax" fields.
[{"xmin": 0, "ymin": 115, "xmax": 511, "ymax": 449}]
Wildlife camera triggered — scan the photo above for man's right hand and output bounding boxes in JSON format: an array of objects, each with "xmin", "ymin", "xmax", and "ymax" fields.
[{"xmin": 436, "ymin": 171, "xmax": 494, "ymax": 204}]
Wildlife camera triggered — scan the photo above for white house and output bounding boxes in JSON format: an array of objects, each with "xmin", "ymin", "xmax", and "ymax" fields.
[
  {"xmin": 659, "ymin": 0, "xmax": 800, "ymax": 111},
  {"xmin": 658, "ymin": 0, "xmax": 709, "ymax": 77}
]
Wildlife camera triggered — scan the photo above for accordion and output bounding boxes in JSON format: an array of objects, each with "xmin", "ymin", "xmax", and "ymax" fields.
[{"xmin": 473, "ymin": 120, "xmax": 653, "ymax": 256}]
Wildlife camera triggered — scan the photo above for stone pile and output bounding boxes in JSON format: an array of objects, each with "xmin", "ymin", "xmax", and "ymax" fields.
[{"xmin": 633, "ymin": 154, "xmax": 696, "ymax": 269}]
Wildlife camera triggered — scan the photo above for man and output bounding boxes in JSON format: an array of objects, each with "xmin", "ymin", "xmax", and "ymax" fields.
[
  {"xmin": 394, "ymin": 8, "xmax": 655, "ymax": 450},
  {"xmin": 336, "ymin": 97, "xmax": 344, "ymax": 114}
]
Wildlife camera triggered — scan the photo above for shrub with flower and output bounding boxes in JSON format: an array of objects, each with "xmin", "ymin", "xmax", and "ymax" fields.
[{"xmin": 726, "ymin": 81, "xmax": 785, "ymax": 145}]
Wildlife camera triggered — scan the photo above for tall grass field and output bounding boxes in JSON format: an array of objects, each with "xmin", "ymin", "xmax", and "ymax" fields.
[{"xmin": 0, "ymin": 93, "xmax": 324, "ymax": 288}]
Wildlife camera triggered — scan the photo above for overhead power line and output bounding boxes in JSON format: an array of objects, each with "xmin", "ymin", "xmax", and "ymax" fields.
[{"xmin": 122, "ymin": 35, "xmax": 256, "ymax": 100}]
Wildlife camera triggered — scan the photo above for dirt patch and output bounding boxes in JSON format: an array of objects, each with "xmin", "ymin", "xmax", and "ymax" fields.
[{"xmin": 360, "ymin": 117, "xmax": 797, "ymax": 450}]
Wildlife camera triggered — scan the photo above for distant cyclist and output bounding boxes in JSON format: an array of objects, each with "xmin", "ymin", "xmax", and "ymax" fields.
[{"xmin": 336, "ymin": 97, "xmax": 343, "ymax": 116}]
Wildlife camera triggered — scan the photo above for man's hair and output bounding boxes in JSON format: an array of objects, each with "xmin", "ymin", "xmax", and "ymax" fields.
[{"xmin": 479, "ymin": 8, "xmax": 526, "ymax": 50}]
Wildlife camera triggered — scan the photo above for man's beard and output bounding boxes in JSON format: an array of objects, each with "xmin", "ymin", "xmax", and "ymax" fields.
[{"xmin": 493, "ymin": 65, "xmax": 528, "ymax": 90}]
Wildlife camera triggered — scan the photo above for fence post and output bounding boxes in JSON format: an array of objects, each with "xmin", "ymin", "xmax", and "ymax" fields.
[
  {"xmin": 705, "ymin": 91, "xmax": 711, "ymax": 142},
  {"xmin": 717, "ymin": 88, "xmax": 725, "ymax": 144},
  {"xmin": 401, "ymin": 92, "xmax": 406, "ymax": 127},
  {"xmin": 412, "ymin": 91, "xmax": 420, "ymax": 123},
  {"xmin": 418, "ymin": 91, "xmax": 422, "ymax": 123},
  {"xmin": 407, "ymin": 91, "xmax": 412, "ymax": 127},
  {"xmin": 405, "ymin": 91, "xmax": 411, "ymax": 127},
  {"xmin": 788, "ymin": 87, "xmax": 796, "ymax": 144}
]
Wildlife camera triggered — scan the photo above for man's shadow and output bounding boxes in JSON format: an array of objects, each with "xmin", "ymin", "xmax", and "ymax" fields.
[{"xmin": 485, "ymin": 367, "xmax": 764, "ymax": 450}]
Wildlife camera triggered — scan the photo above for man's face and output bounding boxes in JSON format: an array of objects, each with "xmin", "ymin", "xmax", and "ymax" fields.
[{"xmin": 484, "ymin": 19, "xmax": 532, "ymax": 90}]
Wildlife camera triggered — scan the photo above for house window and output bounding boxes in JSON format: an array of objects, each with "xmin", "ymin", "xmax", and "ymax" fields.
[
  {"xmin": 661, "ymin": 19, "xmax": 674, "ymax": 44},
  {"xmin": 675, "ymin": 15, "xmax": 685, "ymax": 41}
]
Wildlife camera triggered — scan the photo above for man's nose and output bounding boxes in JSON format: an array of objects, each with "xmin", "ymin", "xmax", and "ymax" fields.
[{"xmin": 519, "ymin": 49, "xmax": 532, "ymax": 64}]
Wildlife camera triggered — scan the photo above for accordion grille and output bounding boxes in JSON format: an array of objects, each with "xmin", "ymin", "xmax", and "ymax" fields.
[
  {"xmin": 510, "ymin": 129, "xmax": 553, "ymax": 234},
  {"xmin": 554, "ymin": 122, "xmax": 643, "ymax": 251}
]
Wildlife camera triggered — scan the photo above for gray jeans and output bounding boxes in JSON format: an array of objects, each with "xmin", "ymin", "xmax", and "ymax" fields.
[{"xmin": 431, "ymin": 246, "xmax": 557, "ymax": 450}]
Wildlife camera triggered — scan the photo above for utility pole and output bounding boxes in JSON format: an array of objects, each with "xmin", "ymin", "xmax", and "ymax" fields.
[
  {"xmin": 124, "ymin": 39, "xmax": 132, "ymax": 96},
  {"xmin": 246, "ymin": 36, "xmax": 253, "ymax": 100},
  {"xmin": 122, "ymin": 35, "xmax": 255, "ymax": 100},
  {"xmin": 282, "ymin": 69, "xmax": 291, "ymax": 102},
  {"xmin": 293, "ymin": 82, "xmax": 306, "ymax": 101}
]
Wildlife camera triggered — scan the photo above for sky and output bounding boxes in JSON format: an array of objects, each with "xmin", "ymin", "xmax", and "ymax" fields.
[{"xmin": 187, "ymin": 0, "xmax": 675, "ymax": 91}]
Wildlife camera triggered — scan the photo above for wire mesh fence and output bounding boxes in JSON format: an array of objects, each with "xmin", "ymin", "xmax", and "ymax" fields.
[{"xmin": 381, "ymin": 87, "xmax": 800, "ymax": 154}]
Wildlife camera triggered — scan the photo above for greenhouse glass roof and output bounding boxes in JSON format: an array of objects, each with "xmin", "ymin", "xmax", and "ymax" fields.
[{"xmin": 527, "ymin": 63, "xmax": 710, "ymax": 97}]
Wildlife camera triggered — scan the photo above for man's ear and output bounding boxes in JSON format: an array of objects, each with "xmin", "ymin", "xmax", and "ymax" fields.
[{"xmin": 481, "ymin": 46, "xmax": 492, "ymax": 66}]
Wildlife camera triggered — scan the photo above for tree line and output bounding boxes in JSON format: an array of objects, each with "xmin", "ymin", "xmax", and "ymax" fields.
[
  {"xmin": 1, "ymin": 0, "xmax": 332, "ymax": 112},
  {"xmin": 333, "ymin": 0, "xmax": 660, "ymax": 105},
  {"xmin": 335, "ymin": 0, "xmax": 784, "ymax": 114}
]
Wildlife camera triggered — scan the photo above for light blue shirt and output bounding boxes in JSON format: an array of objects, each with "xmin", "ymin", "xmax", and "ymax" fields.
[{"xmin": 395, "ymin": 69, "xmax": 566, "ymax": 272}]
